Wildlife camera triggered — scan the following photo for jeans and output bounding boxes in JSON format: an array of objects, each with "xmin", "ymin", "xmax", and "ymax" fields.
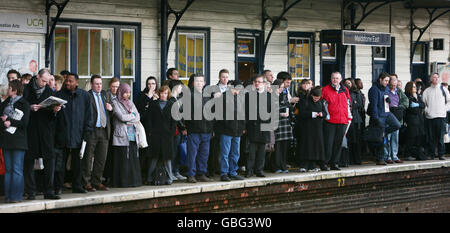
[
  {"xmin": 3, "ymin": 149, "xmax": 25, "ymax": 202},
  {"xmin": 219, "ymin": 135, "xmax": 241, "ymax": 177},
  {"xmin": 186, "ymin": 133, "xmax": 211, "ymax": 177},
  {"xmin": 383, "ymin": 112, "xmax": 401, "ymax": 135},
  {"xmin": 384, "ymin": 130, "xmax": 400, "ymax": 161}
]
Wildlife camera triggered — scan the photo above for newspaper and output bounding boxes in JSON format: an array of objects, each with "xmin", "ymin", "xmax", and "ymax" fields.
[
  {"xmin": 79, "ymin": 140, "xmax": 87, "ymax": 159},
  {"xmin": 39, "ymin": 96, "xmax": 67, "ymax": 108},
  {"xmin": 5, "ymin": 108, "xmax": 23, "ymax": 134}
]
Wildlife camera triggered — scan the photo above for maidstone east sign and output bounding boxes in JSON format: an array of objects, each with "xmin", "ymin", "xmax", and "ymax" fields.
[
  {"xmin": 0, "ymin": 13, "xmax": 47, "ymax": 34},
  {"xmin": 342, "ymin": 30, "xmax": 391, "ymax": 47}
]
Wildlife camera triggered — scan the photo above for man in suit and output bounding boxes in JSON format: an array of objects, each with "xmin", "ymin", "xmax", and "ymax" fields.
[{"xmin": 82, "ymin": 75, "xmax": 112, "ymax": 191}]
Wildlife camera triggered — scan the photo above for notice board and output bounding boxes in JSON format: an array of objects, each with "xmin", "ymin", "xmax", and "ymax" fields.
[{"xmin": 0, "ymin": 40, "xmax": 40, "ymax": 85}]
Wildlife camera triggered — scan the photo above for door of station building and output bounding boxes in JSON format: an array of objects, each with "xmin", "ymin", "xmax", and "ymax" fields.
[
  {"xmin": 320, "ymin": 30, "xmax": 345, "ymax": 86},
  {"xmin": 412, "ymin": 41, "xmax": 429, "ymax": 84},
  {"xmin": 372, "ymin": 37, "xmax": 395, "ymax": 83},
  {"xmin": 235, "ymin": 29, "xmax": 263, "ymax": 83}
]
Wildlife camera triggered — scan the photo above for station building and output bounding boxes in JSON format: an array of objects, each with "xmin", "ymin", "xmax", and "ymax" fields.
[{"xmin": 0, "ymin": 0, "xmax": 449, "ymax": 99}]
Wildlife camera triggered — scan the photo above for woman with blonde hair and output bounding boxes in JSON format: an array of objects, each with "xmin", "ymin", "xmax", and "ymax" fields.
[{"xmin": 145, "ymin": 85, "xmax": 177, "ymax": 185}]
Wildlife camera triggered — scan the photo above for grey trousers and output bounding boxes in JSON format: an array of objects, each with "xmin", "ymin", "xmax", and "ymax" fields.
[{"xmin": 82, "ymin": 127, "xmax": 109, "ymax": 186}]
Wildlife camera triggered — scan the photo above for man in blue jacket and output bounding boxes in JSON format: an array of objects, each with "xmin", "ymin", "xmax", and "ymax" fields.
[
  {"xmin": 367, "ymin": 72, "xmax": 401, "ymax": 165},
  {"xmin": 55, "ymin": 73, "xmax": 93, "ymax": 193}
]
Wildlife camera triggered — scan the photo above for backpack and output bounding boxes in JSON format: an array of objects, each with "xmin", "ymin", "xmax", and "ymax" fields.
[{"xmin": 439, "ymin": 85, "xmax": 450, "ymax": 123}]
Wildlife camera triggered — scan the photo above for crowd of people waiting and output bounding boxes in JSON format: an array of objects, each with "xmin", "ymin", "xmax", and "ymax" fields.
[{"xmin": 0, "ymin": 67, "xmax": 447, "ymax": 203}]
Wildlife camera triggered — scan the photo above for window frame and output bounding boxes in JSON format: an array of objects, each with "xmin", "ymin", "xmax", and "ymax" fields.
[
  {"xmin": 175, "ymin": 26, "xmax": 210, "ymax": 85},
  {"xmin": 321, "ymin": 42, "xmax": 337, "ymax": 60},
  {"xmin": 120, "ymin": 28, "xmax": 136, "ymax": 79},
  {"xmin": 50, "ymin": 18, "xmax": 141, "ymax": 98},
  {"xmin": 373, "ymin": 46, "xmax": 387, "ymax": 61},
  {"xmin": 237, "ymin": 36, "xmax": 256, "ymax": 58},
  {"xmin": 287, "ymin": 31, "xmax": 315, "ymax": 82},
  {"xmin": 53, "ymin": 25, "xmax": 71, "ymax": 74},
  {"xmin": 413, "ymin": 43, "xmax": 426, "ymax": 64},
  {"xmin": 76, "ymin": 26, "xmax": 115, "ymax": 79}
]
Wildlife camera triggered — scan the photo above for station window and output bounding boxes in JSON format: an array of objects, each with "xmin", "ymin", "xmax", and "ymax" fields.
[
  {"xmin": 373, "ymin": 46, "xmax": 387, "ymax": 60},
  {"xmin": 77, "ymin": 28, "xmax": 114, "ymax": 78},
  {"xmin": 121, "ymin": 29, "xmax": 135, "ymax": 77},
  {"xmin": 54, "ymin": 27, "xmax": 70, "ymax": 74},
  {"xmin": 321, "ymin": 43, "xmax": 336, "ymax": 59},
  {"xmin": 413, "ymin": 43, "xmax": 425, "ymax": 63},
  {"xmin": 289, "ymin": 37, "xmax": 311, "ymax": 79},
  {"xmin": 52, "ymin": 23, "xmax": 138, "ymax": 93},
  {"xmin": 177, "ymin": 32, "xmax": 206, "ymax": 83},
  {"xmin": 237, "ymin": 37, "xmax": 256, "ymax": 57}
]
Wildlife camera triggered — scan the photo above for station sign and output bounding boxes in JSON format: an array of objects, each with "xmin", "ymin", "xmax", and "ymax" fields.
[
  {"xmin": 0, "ymin": 13, "xmax": 47, "ymax": 34},
  {"xmin": 342, "ymin": 30, "xmax": 391, "ymax": 47}
]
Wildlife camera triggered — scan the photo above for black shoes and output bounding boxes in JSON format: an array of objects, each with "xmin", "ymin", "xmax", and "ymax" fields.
[
  {"xmin": 221, "ymin": 175, "xmax": 231, "ymax": 182},
  {"xmin": 330, "ymin": 165, "xmax": 341, "ymax": 171},
  {"xmin": 72, "ymin": 188, "xmax": 88, "ymax": 194},
  {"xmin": 320, "ymin": 165, "xmax": 330, "ymax": 171},
  {"xmin": 256, "ymin": 172, "xmax": 266, "ymax": 177},
  {"xmin": 44, "ymin": 194, "xmax": 61, "ymax": 200},
  {"xmin": 230, "ymin": 175, "xmax": 244, "ymax": 180},
  {"xmin": 26, "ymin": 194, "xmax": 36, "ymax": 200},
  {"xmin": 196, "ymin": 174, "xmax": 213, "ymax": 182},
  {"xmin": 186, "ymin": 176, "xmax": 197, "ymax": 183},
  {"xmin": 245, "ymin": 172, "xmax": 254, "ymax": 178},
  {"xmin": 439, "ymin": 156, "xmax": 446, "ymax": 160}
]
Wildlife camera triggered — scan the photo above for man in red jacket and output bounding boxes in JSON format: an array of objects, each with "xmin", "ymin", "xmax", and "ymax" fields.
[{"xmin": 322, "ymin": 72, "xmax": 352, "ymax": 170}]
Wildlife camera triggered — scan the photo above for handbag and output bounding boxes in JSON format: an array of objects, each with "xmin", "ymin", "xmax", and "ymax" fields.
[
  {"xmin": 135, "ymin": 121, "xmax": 148, "ymax": 149},
  {"xmin": 0, "ymin": 149, "xmax": 5, "ymax": 175},
  {"xmin": 363, "ymin": 125, "xmax": 385, "ymax": 146}
]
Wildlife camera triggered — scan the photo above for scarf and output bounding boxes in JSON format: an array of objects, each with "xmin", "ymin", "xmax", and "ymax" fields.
[
  {"xmin": 32, "ymin": 78, "xmax": 45, "ymax": 99},
  {"xmin": 3, "ymin": 96, "xmax": 22, "ymax": 118},
  {"xmin": 117, "ymin": 83, "xmax": 133, "ymax": 113}
]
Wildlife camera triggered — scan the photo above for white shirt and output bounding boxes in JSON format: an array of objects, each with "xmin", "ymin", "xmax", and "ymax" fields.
[{"xmin": 422, "ymin": 83, "xmax": 450, "ymax": 119}]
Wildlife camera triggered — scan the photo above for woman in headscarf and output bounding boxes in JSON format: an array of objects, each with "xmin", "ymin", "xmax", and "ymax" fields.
[{"xmin": 111, "ymin": 83, "xmax": 142, "ymax": 187}]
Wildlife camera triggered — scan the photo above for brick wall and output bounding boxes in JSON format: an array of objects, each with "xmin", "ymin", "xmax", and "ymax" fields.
[{"xmin": 39, "ymin": 167, "xmax": 450, "ymax": 213}]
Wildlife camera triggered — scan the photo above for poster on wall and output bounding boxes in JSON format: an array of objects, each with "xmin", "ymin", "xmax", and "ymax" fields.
[{"xmin": 0, "ymin": 40, "xmax": 40, "ymax": 85}]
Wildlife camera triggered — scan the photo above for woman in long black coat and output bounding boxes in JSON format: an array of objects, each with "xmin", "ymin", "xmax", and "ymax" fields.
[
  {"xmin": 135, "ymin": 76, "xmax": 158, "ymax": 182},
  {"xmin": 345, "ymin": 78, "xmax": 364, "ymax": 165},
  {"xmin": 297, "ymin": 86, "xmax": 327, "ymax": 171},
  {"xmin": 404, "ymin": 81, "xmax": 427, "ymax": 161},
  {"xmin": 145, "ymin": 85, "xmax": 177, "ymax": 185}
]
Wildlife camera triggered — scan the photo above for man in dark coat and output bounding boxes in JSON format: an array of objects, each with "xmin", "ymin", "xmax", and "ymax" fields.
[
  {"xmin": 82, "ymin": 75, "xmax": 112, "ymax": 192},
  {"xmin": 55, "ymin": 72, "xmax": 94, "ymax": 193},
  {"xmin": 23, "ymin": 68, "xmax": 62, "ymax": 200},
  {"xmin": 245, "ymin": 74, "xmax": 272, "ymax": 178}
]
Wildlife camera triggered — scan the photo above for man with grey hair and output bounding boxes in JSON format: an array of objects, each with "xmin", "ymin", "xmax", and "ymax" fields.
[
  {"xmin": 322, "ymin": 71, "xmax": 352, "ymax": 170},
  {"xmin": 23, "ymin": 68, "xmax": 62, "ymax": 200},
  {"xmin": 422, "ymin": 72, "xmax": 449, "ymax": 160}
]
